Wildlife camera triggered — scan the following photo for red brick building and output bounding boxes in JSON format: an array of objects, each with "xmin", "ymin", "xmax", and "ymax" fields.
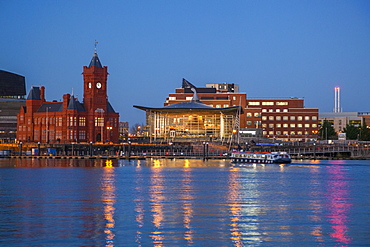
[
  {"xmin": 16, "ymin": 52, "xmax": 119, "ymax": 143},
  {"xmin": 164, "ymin": 79, "xmax": 318, "ymax": 141}
]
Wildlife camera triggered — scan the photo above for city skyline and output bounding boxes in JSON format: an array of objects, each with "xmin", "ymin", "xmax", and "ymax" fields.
[{"xmin": 1, "ymin": 1, "xmax": 370, "ymax": 125}]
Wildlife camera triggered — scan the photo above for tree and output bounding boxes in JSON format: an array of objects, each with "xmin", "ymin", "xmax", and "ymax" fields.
[
  {"xmin": 130, "ymin": 123, "xmax": 144, "ymax": 136},
  {"xmin": 359, "ymin": 121, "xmax": 370, "ymax": 141},
  {"xmin": 318, "ymin": 120, "xmax": 337, "ymax": 140},
  {"xmin": 343, "ymin": 124, "xmax": 359, "ymax": 140}
]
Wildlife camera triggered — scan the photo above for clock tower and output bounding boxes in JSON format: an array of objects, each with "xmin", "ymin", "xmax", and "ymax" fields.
[{"xmin": 82, "ymin": 51, "xmax": 108, "ymax": 112}]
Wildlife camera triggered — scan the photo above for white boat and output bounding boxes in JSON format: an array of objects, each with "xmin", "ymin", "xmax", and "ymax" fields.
[{"xmin": 230, "ymin": 151, "xmax": 291, "ymax": 164}]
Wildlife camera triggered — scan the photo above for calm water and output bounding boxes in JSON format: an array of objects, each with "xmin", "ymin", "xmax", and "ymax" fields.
[{"xmin": 0, "ymin": 158, "xmax": 369, "ymax": 246}]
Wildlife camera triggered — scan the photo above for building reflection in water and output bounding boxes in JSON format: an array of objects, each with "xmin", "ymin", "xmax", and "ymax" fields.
[
  {"xmin": 181, "ymin": 160, "xmax": 194, "ymax": 244},
  {"xmin": 149, "ymin": 161, "xmax": 165, "ymax": 245},
  {"xmin": 227, "ymin": 166, "xmax": 262, "ymax": 246},
  {"xmin": 326, "ymin": 163, "xmax": 351, "ymax": 245},
  {"xmin": 100, "ymin": 161, "xmax": 117, "ymax": 246}
]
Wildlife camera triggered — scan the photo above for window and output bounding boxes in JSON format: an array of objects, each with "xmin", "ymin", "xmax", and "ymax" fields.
[
  {"xmin": 269, "ymin": 109, "xmax": 274, "ymax": 112},
  {"xmin": 223, "ymin": 104, "xmax": 229, "ymax": 107},
  {"xmin": 95, "ymin": 117, "xmax": 104, "ymax": 126},
  {"xmin": 276, "ymin": 131, "xmax": 281, "ymax": 135},
  {"xmin": 283, "ymin": 131, "xmax": 288, "ymax": 135},
  {"xmin": 290, "ymin": 116, "xmax": 295, "ymax": 121},
  {"xmin": 297, "ymin": 131, "xmax": 303, "ymax": 135},
  {"xmin": 269, "ymin": 124, "xmax": 274, "ymax": 128},
  {"xmin": 290, "ymin": 131, "xmax": 295, "ymax": 135},
  {"xmin": 269, "ymin": 131, "xmax": 274, "ymax": 135},
  {"xmin": 283, "ymin": 124, "xmax": 288, "ymax": 128},
  {"xmin": 269, "ymin": 116, "xmax": 274, "ymax": 120},
  {"xmin": 297, "ymin": 124, "xmax": 303, "ymax": 128},
  {"xmin": 276, "ymin": 109, "xmax": 281, "ymax": 112},
  {"xmin": 262, "ymin": 109, "xmax": 267, "ymax": 112},
  {"xmin": 290, "ymin": 124, "xmax": 296, "ymax": 128},
  {"xmin": 79, "ymin": 117, "xmax": 86, "ymax": 126},
  {"xmin": 248, "ymin": 102, "xmax": 260, "ymax": 105},
  {"xmin": 312, "ymin": 124, "xmax": 317, "ymax": 128},
  {"xmin": 304, "ymin": 116, "xmax": 310, "ymax": 121},
  {"xmin": 262, "ymin": 124, "xmax": 267, "ymax": 128},
  {"xmin": 283, "ymin": 109, "xmax": 288, "ymax": 112},
  {"xmin": 246, "ymin": 121, "xmax": 252, "ymax": 126},
  {"xmin": 312, "ymin": 116, "xmax": 317, "ymax": 121},
  {"xmin": 262, "ymin": 102, "xmax": 274, "ymax": 105},
  {"xmin": 276, "ymin": 124, "xmax": 281, "ymax": 128},
  {"xmin": 233, "ymin": 96, "xmax": 236, "ymax": 100},
  {"xmin": 283, "ymin": 116, "xmax": 288, "ymax": 121},
  {"xmin": 246, "ymin": 113, "xmax": 252, "ymax": 118},
  {"xmin": 305, "ymin": 124, "xmax": 310, "ymax": 128},
  {"xmin": 262, "ymin": 116, "xmax": 267, "ymax": 121},
  {"xmin": 276, "ymin": 102, "xmax": 288, "ymax": 105},
  {"xmin": 254, "ymin": 121, "xmax": 261, "ymax": 127},
  {"xmin": 169, "ymin": 97, "xmax": 176, "ymax": 100},
  {"xmin": 215, "ymin": 104, "xmax": 221, "ymax": 108},
  {"xmin": 254, "ymin": 113, "xmax": 261, "ymax": 118},
  {"xmin": 298, "ymin": 116, "xmax": 303, "ymax": 121},
  {"xmin": 276, "ymin": 116, "xmax": 281, "ymax": 121},
  {"xmin": 186, "ymin": 97, "xmax": 192, "ymax": 100}
]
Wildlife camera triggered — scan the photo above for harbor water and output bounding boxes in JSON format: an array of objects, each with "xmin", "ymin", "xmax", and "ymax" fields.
[{"xmin": 0, "ymin": 158, "xmax": 369, "ymax": 246}]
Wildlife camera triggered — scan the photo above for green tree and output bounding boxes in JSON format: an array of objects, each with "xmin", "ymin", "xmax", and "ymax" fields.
[
  {"xmin": 318, "ymin": 120, "xmax": 337, "ymax": 140},
  {"xmin": 359, "ymin": 122, "xmax": 370, "ymax": 141},
  {"xmin": 343, "ymin": 124, "xmax": 359, "ymax": 140}
]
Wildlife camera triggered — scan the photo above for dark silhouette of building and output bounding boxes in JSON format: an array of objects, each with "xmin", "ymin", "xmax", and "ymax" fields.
[{"xmin": 0, "ymin": 70, "xmax": 26, "ymax": 143}]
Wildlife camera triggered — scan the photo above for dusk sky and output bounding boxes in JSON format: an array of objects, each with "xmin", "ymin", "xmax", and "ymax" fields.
[{"xmin": 1, "ymin": 1, "xmax": 370, "ymax": 125}]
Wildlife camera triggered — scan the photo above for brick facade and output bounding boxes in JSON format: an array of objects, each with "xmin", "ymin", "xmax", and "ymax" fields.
[{"xmin": 16, "ymin": 52, "xmax": 119, "ymax": 143}]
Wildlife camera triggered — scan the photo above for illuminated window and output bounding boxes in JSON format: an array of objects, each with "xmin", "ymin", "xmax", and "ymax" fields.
[
  {"xmin": 298, "ymin": 116, "xmax": 303, "ymax": 121},
  {"xmin": 305, "ymin": 116, "xmax": 310, "ymax": 121},
  {"xmin": 248, "ymin": 102, "xmax": 260, "ymax": 105},
  {"xmin": 290, "ymin": 124, "xmax": 296, "ymax": 128},
  {"xmin": 269, "ymin": 116, "xmax": 274, "ymax": 120},
  {"xmin": 246, "ymin": 113, "xmax": 252, "ymax": 117},
  {"xmin": 95, "ymin": 117, "xmax": 104, "ymax": 126},
  {"xmin": 79, "ymin": 117, "xmax": 86, "ymax": 126},
  {"xmin": 262, "ymin": 102, "xmax": 274, "ymax": 105},
  {"xmin": 283, "ymin": 116, "xmax": 288, "ymax": 121},
  {"xmin": 276, "ymin": 102, "xmax": 288, "ymax": 105},
  {"xmin": 276, "ymin": 124, "xmax": 281, "ymax": 128},
  {"xmin": 283, "ymin": 124, "xmax": 288, "ymax": 128},
  {"xmin": 276, "ymin": 116, "xmax": 281, "ymax": 121},
  {"xmin": 269, "ymin": 124, "xmax": 274, "ymax": 128},
  {"xmin": 312, "ymin": 116, "xmax": 317, "ymax": 121},
  {"xmin": 262, "ymin": 116, "xmax": 267, "ymax": 121},
  {"xmin": 290, "ymin": 116, "xmax": 295, "ymax": 121},
  {"xmin": 254, "ymin": 113, "xmax": 261, "ymax": 118}
]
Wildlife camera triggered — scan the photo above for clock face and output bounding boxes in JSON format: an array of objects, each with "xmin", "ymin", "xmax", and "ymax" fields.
[{"xmin": 96, "ymin": 82, "xmax": 102, "ymax": 89}]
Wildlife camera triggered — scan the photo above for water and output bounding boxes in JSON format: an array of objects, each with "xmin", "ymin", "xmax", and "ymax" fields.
[{"xmin": 0, "ymin": 158, "xmax": 369, "ymax": 246}]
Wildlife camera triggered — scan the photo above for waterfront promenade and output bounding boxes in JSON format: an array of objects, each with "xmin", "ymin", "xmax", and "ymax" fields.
[{"xmin": 2, "ymin": 142, "xmax": 370, "ymax": 160}]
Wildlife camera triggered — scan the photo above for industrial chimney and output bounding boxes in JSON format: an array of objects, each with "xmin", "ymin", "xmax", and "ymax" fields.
[{"xmin": 334, "ymin": 87, "xmax": 341, "ymax": 112}]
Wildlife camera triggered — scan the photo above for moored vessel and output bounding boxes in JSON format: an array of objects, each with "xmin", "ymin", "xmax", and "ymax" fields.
[{"xmin": 230, "ymin": 151, "xmax": 291, "ymax": 164}]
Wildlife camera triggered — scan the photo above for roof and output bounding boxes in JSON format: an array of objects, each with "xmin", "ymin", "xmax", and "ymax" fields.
[
  {"xmin": 107, "ymin": 101, "xmax": 116, "ymax": 113},
  {"xmin": 36, "ymin": 98, "xmax": 85, "ymax": 113},
  {"xmin": 89, "ymin": 53, "xmax": 103, "ymax": 68},
  {"xmin": 134, "ymin": 105, "xmax": 242, "ymax": 114},
  {"xmin": 37, "ymin": 102, "xmax": 63, "ymax": 112},
  {"xmin": 27, "ymin": 87, "xmax": 41, "ymax": 100}
]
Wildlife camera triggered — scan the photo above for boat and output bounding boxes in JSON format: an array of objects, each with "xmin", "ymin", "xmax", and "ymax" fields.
[{"xmin": 230, "ymin": 151, "xmax": 291, "ymax": 164}]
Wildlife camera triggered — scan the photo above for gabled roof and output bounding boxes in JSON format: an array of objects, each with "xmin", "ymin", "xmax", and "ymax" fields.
[
  {"xmin": 67, "ymin": 96, "xmax": 86, "ymax": 111},
  {"xmin": 107, "ymin": 101, "xmax": 116, "ymax": 113},
  {"xmin": 89, "ymin": 53, "xmax": 103, "ymax": 68},
  {"xmin": 27, "ymin": 87, "xmax": 41, "ymax": 100}
]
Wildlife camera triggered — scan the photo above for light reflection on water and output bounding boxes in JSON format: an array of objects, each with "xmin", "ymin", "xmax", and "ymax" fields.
[{"xmin": 0, "ymin": 158, "xmax": 369, "ymax": 246}]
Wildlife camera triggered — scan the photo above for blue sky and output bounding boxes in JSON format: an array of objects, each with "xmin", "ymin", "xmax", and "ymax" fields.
[{"xmin": 1, "ymin": 0, "xmax": 370, "ymax": 125}]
